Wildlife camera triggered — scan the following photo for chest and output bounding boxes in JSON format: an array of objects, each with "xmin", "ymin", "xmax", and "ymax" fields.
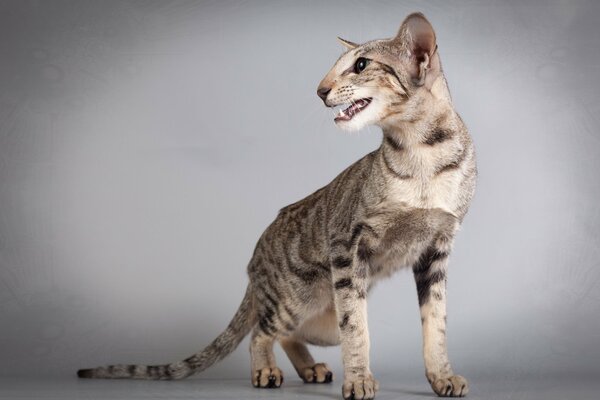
[
  {"xmin": 379, "ymin": 138, "xmax": 468, "ymax": 215},
  {"xmin": 385, "ymin": 171, "xmax": 463, "ymax": 215}
]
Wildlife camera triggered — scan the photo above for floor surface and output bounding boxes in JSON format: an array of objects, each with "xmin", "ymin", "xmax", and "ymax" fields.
[{"xmin": 1, "ymin": 376, "xmax": 598, "ymax": 400}]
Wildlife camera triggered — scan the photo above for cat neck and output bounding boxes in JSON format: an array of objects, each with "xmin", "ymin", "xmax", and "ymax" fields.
[{"xmin": 378, "ymin": 103, "xmax": 461, "ymax": 179}]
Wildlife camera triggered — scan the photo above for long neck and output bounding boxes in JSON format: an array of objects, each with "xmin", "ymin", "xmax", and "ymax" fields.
[{"xmin": 378, "ymin": 95, "xmax": 461, "ymax": 180}]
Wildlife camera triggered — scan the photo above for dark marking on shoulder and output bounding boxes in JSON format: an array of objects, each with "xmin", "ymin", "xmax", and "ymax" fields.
[
  {"xmin": 334, "ymin": 278, "xmax": 353, "ymax": 290},
  {"xmin": 424, "ymin": 128, "xmax": 452, "ymax": 146},
  {"xmin": 385, "ymin": 135, "xmax": 404, "ymax": 151},
  {"xmin": 332, "ymin": 256, "xmax": 352, "ymax": 269}
]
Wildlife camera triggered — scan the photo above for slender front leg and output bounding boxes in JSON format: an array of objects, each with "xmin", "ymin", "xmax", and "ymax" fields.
[
  {"xmin": 331, "ymin": 237, "xmax": 378, "ymax": 400},
  {"xmin": 413, "ymin": 239, "xmax": 468, "ymax": 397}
]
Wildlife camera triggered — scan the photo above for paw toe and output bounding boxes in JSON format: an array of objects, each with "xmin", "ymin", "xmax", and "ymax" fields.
[
  {"xmin": 252, "ymin": 367, "xmax": 283, "ymax": 389},
  {"xmin": 432, "ymin": 375, "xmax": 468, "ymax": 397},
  {"xmin": 302, "ymin": 363, "xmax": 333, "ymax": 384},
  {"xmin": 342, "ymin": 376, "xmax": 378, "ymax": 400}
]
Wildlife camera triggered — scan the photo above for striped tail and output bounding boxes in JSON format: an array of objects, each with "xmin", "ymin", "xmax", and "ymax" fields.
[{"xmin": 77, "ymin": 286, "xmax": 254, "ymax": 380}]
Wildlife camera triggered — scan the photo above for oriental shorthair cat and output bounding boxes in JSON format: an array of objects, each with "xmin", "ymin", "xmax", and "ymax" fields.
[{"xmin": 78, "ymin": 12, "xmax": 476, "ymax": 399}]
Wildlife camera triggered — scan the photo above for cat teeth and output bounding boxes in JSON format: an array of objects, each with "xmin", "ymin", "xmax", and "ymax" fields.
[{"xmin": 334, "ymin": 98, "xmax": 372, "ymax": 122}]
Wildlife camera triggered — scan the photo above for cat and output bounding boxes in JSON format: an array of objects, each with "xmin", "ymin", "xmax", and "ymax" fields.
[{"xmin": 77, "ymin": 12, "xmax": 476, "ymax": 400}]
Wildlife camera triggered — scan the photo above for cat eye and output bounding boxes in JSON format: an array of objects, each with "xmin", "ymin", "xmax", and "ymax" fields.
[{"xmin": 354, "ymin": 57, "xmax": 370, "ymax": 74}]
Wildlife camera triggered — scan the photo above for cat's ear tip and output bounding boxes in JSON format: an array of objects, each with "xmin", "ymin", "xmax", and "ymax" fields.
[
  {"xmin": 337, "ymin": 37, "xmax": 358, "ymax": 50},
  {"xmin": 403, "ymin": 11, "xmax": 430, "ymax": 23}
]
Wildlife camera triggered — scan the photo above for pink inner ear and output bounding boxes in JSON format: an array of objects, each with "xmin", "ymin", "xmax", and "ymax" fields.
[
  {"xmin": 414, "ymin": 32, "xmax": 435, "ymax": 60},
  {"xmin": 396, "ymin": 13, "xmax": 436, "ymax": 58}
]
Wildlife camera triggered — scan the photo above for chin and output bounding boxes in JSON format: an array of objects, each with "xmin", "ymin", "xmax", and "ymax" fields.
[{"xmin": 336, "ymin": 118, "xmax": 366, "ymax": 132}]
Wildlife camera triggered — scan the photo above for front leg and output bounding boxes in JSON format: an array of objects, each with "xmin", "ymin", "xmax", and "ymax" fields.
[
  {"xmin": 331, "ymin": 241, "xmax": 379, "ymax": 400},
  {"xmin": 413, "ymin": 238, "xmax": 468, "ymax": 397}
]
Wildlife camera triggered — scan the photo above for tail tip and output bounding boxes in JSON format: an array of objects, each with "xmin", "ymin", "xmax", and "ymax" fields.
[{"xmin": 77, "ymin": 369, "xmax": 94, "ymax": 378}]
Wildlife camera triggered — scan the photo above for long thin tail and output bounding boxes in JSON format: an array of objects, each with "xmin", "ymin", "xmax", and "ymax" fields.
[{"xmin": 77, "ymin": 286, "xmax": 254, "ymax": 380}]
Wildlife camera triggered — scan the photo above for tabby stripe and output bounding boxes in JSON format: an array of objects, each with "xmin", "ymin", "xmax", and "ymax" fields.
[
  {"xmin": 331, "ymin": 223, "xmax": 377, "ymax": 252},
  {"xmin": 385, "ymin": 135, "xmax": 404, "ymax": 151},
  {"xmin": 259, "ymin": 318, "xmax": 275, "ymax": 335},
  {"xmin": 415, "ymin": 270, "xmax": 447, "ymax": 306},
  {"xmin": 283, "ymin": 304, "xmax": 299, "ymax": 324},
  {"xmin": 423, "ymin": 128, "xmax": 452, "ymax": 146},
  {"xmin": 334, "ymin": 278, "xmax": 353, "ymax": 289},
  {"xmin": 332, "ymin": 256, "xmax": 352, "ymax": 269},
  {"xmin": 285, "ymin": 249, "xmax": 320, "ymax": 283},
  {"xmin": 339, "ymin": 313, "xmax": 350, "ymax": 329},
  {"xmin": 435, "ymin": 149, "xmax": 467, "ymax": 175},
  {"xmin": 377, "ymin": 62, "xmax": 409, "ymax": 95},
  {"xmin": 184, "ymin": 355, "xmax": 198, "ymax": 366},
  {"xmin": 261, "ymin": 286, "xmax": 279, "ymax": 308},
  {"xmin": 382, "ymin": 152, "xmax": 412, "ymax": 179},
  {"xmin": 413, "ymin": 246, "xmax": 448, "ymax": 273},
  {"xmin": 298, "ymin": 247, "xmax": 330, "ymax": 273},
  {"xmin": 261, "ymin": 296, "xmax": 297, "ymax": 332},
  {"xmin": 357, "ymin": 240, "xmax": 374, "ymax": 262}
]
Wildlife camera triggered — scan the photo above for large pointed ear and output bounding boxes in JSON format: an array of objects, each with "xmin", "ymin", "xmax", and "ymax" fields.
[
  {"xmin": 393, "ymin": 12, "xmax": 438, "ymax": 86},
  {"xmin": 337, "ymin": 37, "xmax": 358, "ymax": 50}
]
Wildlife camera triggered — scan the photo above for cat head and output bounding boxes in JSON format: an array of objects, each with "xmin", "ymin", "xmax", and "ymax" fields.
[{"xmin": 317, "ymin": 12, "xmax": 448, "ymax": 131}]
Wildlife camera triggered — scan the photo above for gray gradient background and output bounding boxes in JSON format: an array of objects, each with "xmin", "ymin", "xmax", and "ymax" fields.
[{"xmin": 1, "ymin": 0, "xmax": 600, "ymax": 398}]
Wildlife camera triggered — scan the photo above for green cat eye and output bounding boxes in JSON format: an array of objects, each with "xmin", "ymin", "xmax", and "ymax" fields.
[{"xmin": 354, "ymin": 57, "xmax": 370, "ymax": 74}]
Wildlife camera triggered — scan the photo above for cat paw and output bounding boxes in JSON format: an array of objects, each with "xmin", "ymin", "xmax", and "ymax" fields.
[
  {"xmin": 432, "ymin": 375, "xmax": 468, "ymax": 397},
  {"xmin": 252, "ymin": 367, "xmax": 284, "ymax": 388},
  {"xmin": 342, "ymin": 375, "xmax": 379, "ymax": 400},
  {"xmin": 301, "ymin": 363, "xmax": 333, "ymax": 383}
]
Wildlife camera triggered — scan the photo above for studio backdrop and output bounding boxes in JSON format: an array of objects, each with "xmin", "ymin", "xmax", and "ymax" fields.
[{"xmin": 0, "ymin": 0, "xmax": 599, "ymax": 384}]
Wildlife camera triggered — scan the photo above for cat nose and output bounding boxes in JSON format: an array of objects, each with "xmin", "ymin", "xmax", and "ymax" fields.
[{"xmin": 317, "ymin": 87, "xmax": 331, "ymax": 104}]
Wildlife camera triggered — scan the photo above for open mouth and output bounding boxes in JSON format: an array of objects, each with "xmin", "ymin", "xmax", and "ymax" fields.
[{"xmin": 334, "ymin": 98, "xmax": 372, "ymax": 122}]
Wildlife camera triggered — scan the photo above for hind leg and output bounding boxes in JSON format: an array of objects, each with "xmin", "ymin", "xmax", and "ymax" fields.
[
  {"xmin": 250, "ymin": 329, "xmax": 284, "ymax": 388},
  {"xmin": 280, "ymin": 337, "xmax": 333, "ymax": 383}
]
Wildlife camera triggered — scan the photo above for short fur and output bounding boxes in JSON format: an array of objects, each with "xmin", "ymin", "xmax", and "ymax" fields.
[{"xmin": 78, "ymin": 12, "xmax": 476, "ymax": 400}]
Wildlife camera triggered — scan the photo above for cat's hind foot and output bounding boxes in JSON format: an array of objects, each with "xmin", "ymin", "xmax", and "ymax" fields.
[
  {"xmin": 252, "ymin": 367, "xmax": 284, "ymax": 388},
  {"xmin": 301, "ymin": 362, "xmax": 333, "ymax": 383}
]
